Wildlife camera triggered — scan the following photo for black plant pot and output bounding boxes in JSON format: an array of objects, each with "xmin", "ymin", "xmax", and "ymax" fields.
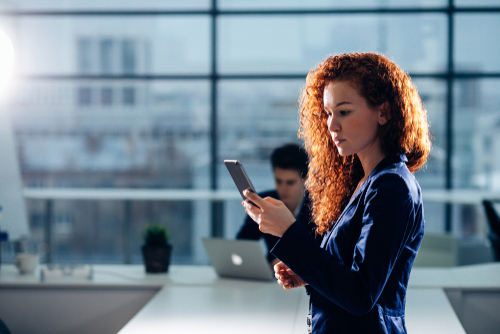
[{"xmin": 142, "ymin": 244, "xmax": 172, "ymax": 273}]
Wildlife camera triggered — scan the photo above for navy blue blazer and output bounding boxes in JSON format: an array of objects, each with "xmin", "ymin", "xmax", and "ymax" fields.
[
  {"xmin": 272, "ymin": 154, "xmax": 424, "ymax": 334},
  {"xmin": 237, "ymin": 190, "xmax": 321, "ymax": 263}
]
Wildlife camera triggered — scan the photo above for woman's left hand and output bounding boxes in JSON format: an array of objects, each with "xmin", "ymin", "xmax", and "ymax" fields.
[
  {"xmin": 274, "ymin": 261, "xmax": 307, "ymax": 290},
  {"xmin": 242, "ymin": 190, "xmax": 296, "ymax": 237}
]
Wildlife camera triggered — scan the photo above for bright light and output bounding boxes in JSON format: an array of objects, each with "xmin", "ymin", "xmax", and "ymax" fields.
[{"xmin": 0, "ymin": 30, "xmax": 15, "ymax": 92}]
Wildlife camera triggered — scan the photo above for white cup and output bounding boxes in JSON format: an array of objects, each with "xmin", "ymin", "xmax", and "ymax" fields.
[{"xmin": 14, "ymin": 253, "xmax": 39, "ymax": 275}]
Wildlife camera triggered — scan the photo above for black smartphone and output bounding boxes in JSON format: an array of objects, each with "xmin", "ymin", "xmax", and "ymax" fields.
[{"xmin": 224, "ymin": 160, "xmax": 260, "ymax": 208}]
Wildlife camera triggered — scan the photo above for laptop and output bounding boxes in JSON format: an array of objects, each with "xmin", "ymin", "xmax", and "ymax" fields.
[{"xmin": 202, "ymin": 238, "xmax": 275, "ymax": 281}]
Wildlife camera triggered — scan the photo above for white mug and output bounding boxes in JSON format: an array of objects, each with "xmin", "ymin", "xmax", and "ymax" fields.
[{"xmin": 14, "ymin": 253, "xmax": 39, "ymax": 275}]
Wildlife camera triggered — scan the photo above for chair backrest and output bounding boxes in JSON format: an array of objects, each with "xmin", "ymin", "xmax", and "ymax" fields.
[
  {"xmin": 482, "ymin": 200, "xmax": 500, "ymax": 261},
  {"xmin": 483, "ymin": 200, "xmax": 500, "ymax": 236},
  {"xmin": 0, "ymin": 318, "xmax": 11, "ymax": 334}
]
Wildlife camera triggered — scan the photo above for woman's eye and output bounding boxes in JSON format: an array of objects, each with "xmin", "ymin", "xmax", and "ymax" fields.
[{"xmin": 340, "ymin": 110, "xmax": 350, "ymax": 116}]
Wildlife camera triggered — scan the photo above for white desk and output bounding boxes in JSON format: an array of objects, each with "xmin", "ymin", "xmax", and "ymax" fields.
[
  {"xmin": 408, "ymin": 262, "xmax": 500, "ymax": 289},
  {"xmin": 120, "ymin": 282, "xmax": 304, "ymax": 334},
  {"xmin": 4, "ymin": 264, "xmax": 494, "ymax": 334}
]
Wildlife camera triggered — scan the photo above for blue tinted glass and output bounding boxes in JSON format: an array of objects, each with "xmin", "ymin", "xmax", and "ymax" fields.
[
  {"xmin": 219, "ymin": 14, "xmax": 447, "ymax": 74},
  {"xmin": 219, "ymin": 0, "xmax": 447, "ymax": 9},
  {"xmin": 1, "ymin": 0, "xmax": 209, "ymax": 10},
  {"xmin": 10, "ymin": 17, "xmax": 210, "ymax": 75},
  {"xmin": 455, "ymin": 14, "xmax": 500, "ymax": 72},
  {"xmin": 455, "ymin": 0, "xmax": 500, "ymax": 6},
  {"xmin": 453, "ymin": 79, "xmax": 500, "ymax": 190},
  {"xmin": 8, "ymin": 80, "xmax": 210, "ymax": 185},
  {"xmin": 413, "ymin": 78, "xmax": 447, "ymax": 190},
  {"xmin": 8, "ymin": 79, "xmax": 210, "ymax": 264},
  {"xmin": 218, "ymin": 79, "xmax": 305, "ymax": 238},
  {"xmin": 412, "ymin": 79, "xmax": 447, "ymax": 234},
  {"xmin": 25, "ymin": 198, "xmax": 211, "ymax": 264}
]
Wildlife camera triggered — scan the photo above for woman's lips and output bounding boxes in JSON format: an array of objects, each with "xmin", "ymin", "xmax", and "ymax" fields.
[{"xmin": 334, "ymin": 139, "xmax": 345, "ymax": 145}]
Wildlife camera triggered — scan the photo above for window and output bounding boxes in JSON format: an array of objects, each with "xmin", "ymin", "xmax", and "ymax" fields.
[
  {"xmin": 101, "ymin": 87, "xmax": 113, "ymax": 105},
  {"xmin": 122, "ymin": 87, "xmax": 135, "ymax": 105},
  {"xmin": 3, "ymin": 1, "xmax": 499, "ymax": 265},
  {"xmin": 78, "ymin": 87, "xmax": 92, "ymax": 106},
  {"xmin": 100, "ymin": 39, "xmax": 114, "ymax": 74},
  {"xmin": 122, "ymin": 39, "xmax": 136, "ymax": 74},
  {"xmin": 77, "ymin": 38, "xmax": 92, "ymax": 73}
]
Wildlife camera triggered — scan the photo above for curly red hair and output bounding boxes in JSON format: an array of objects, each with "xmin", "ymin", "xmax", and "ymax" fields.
[{"xmin": 299, "ymin": 52, "xmax": 431, "ymax": 235}]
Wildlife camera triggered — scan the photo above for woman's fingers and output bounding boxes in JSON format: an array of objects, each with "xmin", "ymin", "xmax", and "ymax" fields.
[
  {"xmin": 242, "ymin": 192, "xmax": 295, "ymax": 237},
  {"xmin": 276, "ymin": 275, "xmax": 293, "ymax": 288},
  {"xmin": 263, "ymin": 196, "xmax": 283, "ymax": 206},
  {"xmin": 274, "ymin": 261, "xmax": 288, "ymax": 273},
  {"xmin": 272, "ymin": 261, "xmax": 305, "ymax": 290},
  {"xmin": 275, "ymin": 271, "xmax": 287, "ymax": 281},
  {"xmin": 273, "ymin": 261, "xmax": 295, "ymax": 288},
  {"xmin": 243, "ymin": 190, "xmax": 268, "ymax": 209}
]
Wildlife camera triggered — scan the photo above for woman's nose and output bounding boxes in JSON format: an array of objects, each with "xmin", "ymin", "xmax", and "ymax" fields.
[{"xmin": 328, "ymin": 116, "xmax": 340, "ymax": 132}]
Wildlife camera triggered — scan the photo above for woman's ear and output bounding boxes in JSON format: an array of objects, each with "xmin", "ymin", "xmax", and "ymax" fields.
[{"xmin": 378, "ymin": 102, "xmax": 390, "ymax": 125}]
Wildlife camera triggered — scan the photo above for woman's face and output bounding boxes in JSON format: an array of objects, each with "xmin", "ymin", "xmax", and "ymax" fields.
[{"xmin": 323, "ymin": 81, "xmax": 387, "ymax": 158}]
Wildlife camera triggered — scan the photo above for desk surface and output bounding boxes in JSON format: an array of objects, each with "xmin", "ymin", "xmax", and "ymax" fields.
[
  {"xmin": 408, "ymin": 262, "xmax": 500, "ymax": 289},
  {"xmin": 2, "ymin": 263, "xmax": 499, "ymax": 289},
  {"xmin": 3, "ymin": 263, "xmax": 498, "ymax": 333}
]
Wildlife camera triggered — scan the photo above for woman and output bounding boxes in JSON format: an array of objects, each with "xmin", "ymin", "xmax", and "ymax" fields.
[{"xmin": 243, "ymin": 52, "xmax": 431, "ymax": 334}]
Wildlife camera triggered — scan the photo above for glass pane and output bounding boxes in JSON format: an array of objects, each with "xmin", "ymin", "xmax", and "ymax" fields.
[
  {"xmin": 452, "ymin": 79, "xmax": 500, "ymax": 239},
  {"xmin": 8, "ymin": 16, "xmax": 210, "ymax": 75},
  {"xmin": 219, "ymin": 0, "xmax": 447, "ymax": 9},
  {"xmin": 456, "ymin": 0, "xmax": 500, "ymax": 6},
  {"xmin": 6, "ymin": 79, "xmax": 210, "ymax": 264},
  {"xmin": 0, "ymin": 0, "xmax": 209, "ymax": 10},
  {"xmin": 455, "ymin": 14, "xmax": 500, "ymax": 72},
  {"xmin": 218, "ymin": 80, "xmax": 304, "ymax": 238},
  {"xmin": 413, "ymin": 78, "xmax": 447, "ymax": 189},
  {"xmin": 6, "ymin": 79, "xmax": 210, "ymax": 188},
  {"xmin": 453, "ymin": 79, "xmax": 500, "ymax": 190},
  {"xmin": 218, "ymin": 14, "xmax": 447, "ymax": 74},
  {"xmin": 25, "ymin": 198, "xmax": 211, "ymax": 264},
  {"xmin": 413, "ymin": 79, "xmax": 447, "ymax": 234}
]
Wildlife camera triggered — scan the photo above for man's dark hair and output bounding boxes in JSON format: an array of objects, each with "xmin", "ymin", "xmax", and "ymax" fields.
[{"xmin": 270, "ymin": 143, "xmax": 309, "ymax": 178}]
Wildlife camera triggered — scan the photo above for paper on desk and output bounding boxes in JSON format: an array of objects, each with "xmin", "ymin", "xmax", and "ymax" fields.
[{"xmin": 41, "ymin": 265, "xmax": 93, "ymax": 282}]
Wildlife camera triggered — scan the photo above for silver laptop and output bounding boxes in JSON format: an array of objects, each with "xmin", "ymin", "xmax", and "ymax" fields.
[{"xmin": 202, "ymin": 238, "xmax": 275, "ymax": 281}]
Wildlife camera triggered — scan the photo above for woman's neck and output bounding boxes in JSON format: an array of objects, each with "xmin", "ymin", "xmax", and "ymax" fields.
[{"xmin": 357, "ymin": 143, "xmax": 387, "ymax": 183}]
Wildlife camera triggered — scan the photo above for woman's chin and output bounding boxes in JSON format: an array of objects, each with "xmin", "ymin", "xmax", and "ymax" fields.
[{"xmin": 337, "ymin": 149, "xmax": 350, "ymax": 157}]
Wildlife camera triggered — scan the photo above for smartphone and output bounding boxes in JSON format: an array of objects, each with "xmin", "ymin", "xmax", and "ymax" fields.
[{"xmin": 224, "ymin": 160, "xmax": 260, "ymax": 208}]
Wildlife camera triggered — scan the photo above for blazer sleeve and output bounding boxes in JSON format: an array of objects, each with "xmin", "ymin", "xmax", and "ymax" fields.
[{"xmin": 271, "ymin": 173, "xmax": 417, "ymax": 316}]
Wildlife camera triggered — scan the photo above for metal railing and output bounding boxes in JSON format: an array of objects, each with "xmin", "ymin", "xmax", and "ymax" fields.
[{"xmin": 22, "ymin": 187, "xmax": 500, "ymax": 263}]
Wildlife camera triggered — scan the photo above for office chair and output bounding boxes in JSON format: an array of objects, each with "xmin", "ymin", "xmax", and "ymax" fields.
[
  {"xmin": 0, "ymin": 318, "xmax": 11, "ymax": 334},
  {"xmin": 482, "ymin": 200, "xmax": 500, "ymax": 262}
]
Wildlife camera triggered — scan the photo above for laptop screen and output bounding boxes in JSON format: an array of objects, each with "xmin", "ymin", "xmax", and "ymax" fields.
[{"xmin": 202, "ymin": 238, "xmax": 275, "ymax": 281}]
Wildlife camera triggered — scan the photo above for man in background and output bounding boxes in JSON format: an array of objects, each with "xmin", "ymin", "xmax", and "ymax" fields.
[{"xmin": 236, "ymin": 143, "xmax": 321, "ymax": 267}]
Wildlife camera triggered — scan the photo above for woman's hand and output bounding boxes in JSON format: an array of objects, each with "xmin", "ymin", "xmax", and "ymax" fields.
[
  {"xmin": 242, "ymin": 190, "xmax": 296, "ymax": 237},
  {"xmin": 269, "ymin": 258, "xmax": 280, "ymax": 269},
  {"xmin": 274, "ymin": 261, "xmax": 307, "ymax": 290}
]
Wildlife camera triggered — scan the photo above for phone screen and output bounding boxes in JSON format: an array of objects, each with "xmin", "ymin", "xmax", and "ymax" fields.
[{"xmin": 224, "ymin": 160, "xmax": 259, "ymax": 208}]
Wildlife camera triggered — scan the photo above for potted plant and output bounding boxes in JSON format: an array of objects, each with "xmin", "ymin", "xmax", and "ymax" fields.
[{"xmin": 141, "ymin": 224, "xmax": 172, "ymax": 273}]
